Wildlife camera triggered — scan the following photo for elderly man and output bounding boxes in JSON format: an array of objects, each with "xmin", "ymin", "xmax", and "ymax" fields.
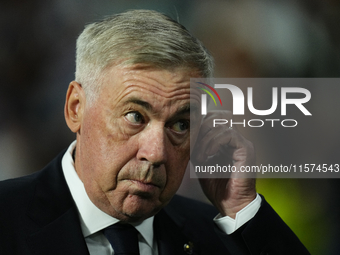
[{"xmin": 0, "ymin": 10, "xmax": 309, "ymax": 255}]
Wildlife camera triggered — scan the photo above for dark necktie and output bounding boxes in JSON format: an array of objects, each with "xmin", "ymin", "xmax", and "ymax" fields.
[{"xmin": 103, "ymin": 223, "xmax": 140, "ymax": 255}]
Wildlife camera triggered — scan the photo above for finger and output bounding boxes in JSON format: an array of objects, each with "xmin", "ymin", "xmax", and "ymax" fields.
[
  {"xmin": 194, "ymin": 127, "xmax": 255, "ymax": 172},
  {"xmin": 196, "ymin": 125, "xmax": 245, "ymax": 158},
  {"xmin": 196, "ymin": 110, "xmax": 233, "ymax": 137},
  {"xmin": 192, "ymin": 124, "xmax": 231, "ymax": 162}
]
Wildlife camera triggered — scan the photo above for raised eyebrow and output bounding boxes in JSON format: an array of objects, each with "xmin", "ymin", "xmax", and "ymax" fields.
[
  {"xmin": 123, "ymin": 98, "xmax": 198, "ymax": 116},
  {"xmin": 124, "ymin": 98, "xmax": 153, "ymax": 111},
  {"xmin": 175, "ymin": 104, "xmax": 191, "ymax": 116},
  {"xmin": 174, "ymin": 102, "xmax": 200, "ymax": 117}
]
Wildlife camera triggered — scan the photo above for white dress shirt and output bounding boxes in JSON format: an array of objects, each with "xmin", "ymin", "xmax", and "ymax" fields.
[{"xmin": 61, "ymin": 141, "xmax": 261, "ymax": 254}]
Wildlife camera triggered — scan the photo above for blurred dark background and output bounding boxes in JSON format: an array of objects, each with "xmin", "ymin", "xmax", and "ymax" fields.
[{"xmin": 1, "ymin": 1, "xmax": 340, "ymax": 254}]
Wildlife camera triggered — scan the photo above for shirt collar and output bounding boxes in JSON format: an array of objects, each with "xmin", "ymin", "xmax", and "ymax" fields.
[{"xmin": 61, "ymin": 141, "xmax": 155, "ymax": 247}]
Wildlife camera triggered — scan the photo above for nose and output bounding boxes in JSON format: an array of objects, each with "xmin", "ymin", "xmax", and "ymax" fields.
[{"xmin": 137, "ymin": 124, "xmax": 168, "ymax": 166}]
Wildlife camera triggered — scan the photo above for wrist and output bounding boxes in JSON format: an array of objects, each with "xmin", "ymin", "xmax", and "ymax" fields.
[{"xmin": 219, "ymin": 193, "xmax": 257, "ymax": 219}]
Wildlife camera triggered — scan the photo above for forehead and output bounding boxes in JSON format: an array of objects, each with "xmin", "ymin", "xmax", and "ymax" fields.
[{"xmin": 100, "ymin": 64, "xmax": 201, "ymax": 107}]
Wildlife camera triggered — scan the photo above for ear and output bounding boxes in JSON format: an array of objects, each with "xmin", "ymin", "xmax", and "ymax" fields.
[{"xmin": 64, "ymin": 81, "xmax": 86, "ymax": 133}]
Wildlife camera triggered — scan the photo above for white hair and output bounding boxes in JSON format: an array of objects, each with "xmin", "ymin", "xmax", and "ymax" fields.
[{"xmin": 75, "ymin": 9, "xmax": 214, "ymax": 103}]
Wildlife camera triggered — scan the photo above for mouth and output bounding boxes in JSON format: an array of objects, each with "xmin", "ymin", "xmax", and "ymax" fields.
[{"xmin": 127, "ymin": 180, "xmax": 161, "ymax": 195}]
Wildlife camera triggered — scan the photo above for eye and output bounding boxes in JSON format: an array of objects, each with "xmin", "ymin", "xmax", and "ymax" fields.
[
  {"xmin": 125, "ymin": 112, "xmax": 144, "ymax": 124},
  {"xmin": 171, "ymin": 120, "xmax": 190, "ymax": 133}
]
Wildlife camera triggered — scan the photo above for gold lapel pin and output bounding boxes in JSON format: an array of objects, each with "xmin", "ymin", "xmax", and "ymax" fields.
[{"xmin": 183, "ymin": 241, "xmax": 194, "ymax": 254}]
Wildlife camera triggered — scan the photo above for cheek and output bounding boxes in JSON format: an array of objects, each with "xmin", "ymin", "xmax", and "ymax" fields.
[
  {"xmin": 80, "ymin": 140, "xmax": 137, "ymax": 193},
  {"xmin": 161, "ymin": 148, "xmax": 190, "ymax": 200},
  {"xmin": 78, "ymin": 110, "xmax": 134, "ymax": 191}
]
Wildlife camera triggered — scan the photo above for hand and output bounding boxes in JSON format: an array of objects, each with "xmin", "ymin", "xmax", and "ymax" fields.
[{"xmin": 191, "ymin": 111, "xmax": 256, "ymax": 218}]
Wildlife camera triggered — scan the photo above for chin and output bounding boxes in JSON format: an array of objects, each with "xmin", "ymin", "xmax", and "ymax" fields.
[{"xmin": 118, "ymin": 194, "xmax": 163, "ymax": 222}]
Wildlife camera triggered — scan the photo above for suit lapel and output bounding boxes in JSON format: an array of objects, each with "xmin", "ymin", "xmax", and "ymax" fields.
[{"xmin": 25, "ymin": 151, "xmax": 89, "ymax": 255}]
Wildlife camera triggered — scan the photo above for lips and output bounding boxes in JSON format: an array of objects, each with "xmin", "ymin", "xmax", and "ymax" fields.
[
  {"xmin": 128, "ymin": 180, "xmax": 161, "ymax": 195},
  {"xmin": 131, "ymin": 179, "xmax": 158, "ymax": 186}
]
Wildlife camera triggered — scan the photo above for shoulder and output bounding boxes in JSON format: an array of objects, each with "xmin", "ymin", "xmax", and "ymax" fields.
[
  {"xmin": 0, "ymin": 169, "xmax": 42, "ymax": 248},
  {"xmin": 0, "ymin": 172, "xmax": 39, "ymax": 212},
  {"xmin": 0, "ymin": 150, "xmax": 66, "ymax": 217}
]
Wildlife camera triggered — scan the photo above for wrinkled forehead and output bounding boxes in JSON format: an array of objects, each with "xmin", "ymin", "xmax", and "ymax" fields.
[
  {"xmin": 105, "ymin": 64, "xmax": 199, "ymax": 94},
  {"xmin": 93, "ymin": 64, "xmax": 202, "ymax": 111}
]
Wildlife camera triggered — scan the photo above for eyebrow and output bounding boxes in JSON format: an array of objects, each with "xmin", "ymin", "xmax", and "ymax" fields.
[
  {"xmin": 123, "ymin": 97, "xmax": 198, "ymax": 116},
  {"xmin": 124, "ymin": 98, "xmax": 153, "ymax": 111},
  {"xmin": 175, "ymin": 103, "xmax": 191, "ymax": 116}
]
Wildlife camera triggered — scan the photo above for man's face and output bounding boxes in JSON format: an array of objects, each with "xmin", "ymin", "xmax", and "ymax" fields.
[{"xmin": 73, "ymin": 64, "xmax": 201, "ymax": 222}]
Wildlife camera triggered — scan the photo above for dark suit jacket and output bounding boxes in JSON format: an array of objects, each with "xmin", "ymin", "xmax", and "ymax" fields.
[{"xmin": 0, "ymin": 150, "xmax": 310, "ymax": 255}]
